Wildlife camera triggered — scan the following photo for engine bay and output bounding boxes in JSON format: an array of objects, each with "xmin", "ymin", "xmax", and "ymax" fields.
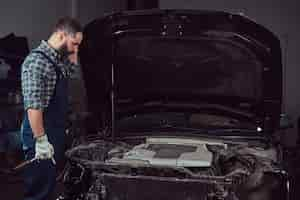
[{"xmin": 63, "ymin": 135, "xmax": 287, "ymax": 200}]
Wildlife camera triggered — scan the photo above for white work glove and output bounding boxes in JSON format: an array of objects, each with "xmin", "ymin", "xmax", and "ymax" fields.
[{"xmin": 35, "ymin": 134, "xmax": 56, "ymax": 164}]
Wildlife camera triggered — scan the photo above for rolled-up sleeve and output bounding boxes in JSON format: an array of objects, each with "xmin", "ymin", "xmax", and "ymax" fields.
[{"xmin": 21, "ymin": 57, "xmax": 46, "ymax": 111}]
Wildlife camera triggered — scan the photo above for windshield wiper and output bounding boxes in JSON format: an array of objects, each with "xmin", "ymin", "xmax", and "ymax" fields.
[
  {"xmin": 146, "ymin": 124, "xmax": 259, "ymax": 134},
  {"xmin": 201, "ymin": 128, "xmax": 260, "ymax": 134},
  {"xmin": 159, "ymin": 125, "xmax": 266, "ymax": 142}
]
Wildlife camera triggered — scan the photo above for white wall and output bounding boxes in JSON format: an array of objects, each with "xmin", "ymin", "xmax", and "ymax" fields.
[{"xmin": 160, "ymin": 0, "xmax": 300, "ymax": 145}]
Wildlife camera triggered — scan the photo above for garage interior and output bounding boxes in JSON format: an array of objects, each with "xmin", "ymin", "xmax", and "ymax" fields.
[{"xmin": 0, "ymin": 0, "xmax": 299, "ymax": 200}]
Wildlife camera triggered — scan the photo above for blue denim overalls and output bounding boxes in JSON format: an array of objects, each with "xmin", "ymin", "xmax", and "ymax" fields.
[{"xmin": 20, "ymin": 50, "xmax": 68, "ymax": 200}]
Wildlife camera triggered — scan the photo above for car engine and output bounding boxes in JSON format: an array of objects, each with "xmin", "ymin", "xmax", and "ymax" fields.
[
  {"xmin": 62, "ymin": 136, "xmax": 288, "ymax": 200},
  {"xmin": 107, "ymin": 137, "xmax": 224, "ymax": 167}
]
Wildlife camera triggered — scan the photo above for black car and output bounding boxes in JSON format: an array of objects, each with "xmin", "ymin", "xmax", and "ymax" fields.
[{"xmin": 60, "ymin": 9, "xmax": 290, "ymax": 200}]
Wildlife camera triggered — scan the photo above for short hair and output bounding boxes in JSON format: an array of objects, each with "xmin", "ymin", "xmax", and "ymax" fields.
[{"xmin": 53, "ymin": 17, "xmax": 82, "ymax": 36}]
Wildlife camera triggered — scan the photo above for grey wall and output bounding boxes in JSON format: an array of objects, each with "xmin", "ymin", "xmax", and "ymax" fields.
[
  {"xmin": 78, "ymin": 0, "xmax": 127, "ymax": 26},
  {"xmin": 0, "ymin": 0, "xmax": 71, "ymax": 48},
  {"xmin": 160, "ymin": 0, "xmax": 300, "ymax": 145},
  {"xmin": 0, "ymin": 0, "xmax": 126, "ymax": 48}
]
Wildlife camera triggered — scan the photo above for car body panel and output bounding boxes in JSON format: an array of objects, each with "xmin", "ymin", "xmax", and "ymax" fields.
[
  {"xmin": 79, "ymin": 9, "xmax": 282, "ymax": 134},
  {"xmin": 61, "ymin": 9, "xmax": 288, "ymax": 200}
]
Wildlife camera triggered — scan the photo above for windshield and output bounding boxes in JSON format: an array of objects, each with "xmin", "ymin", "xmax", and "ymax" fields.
[{"xmin": 116, "ymin": 111, "xmax": 257, "ymax": 133}]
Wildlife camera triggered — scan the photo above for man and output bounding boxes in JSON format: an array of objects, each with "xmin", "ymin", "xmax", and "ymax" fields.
[{"xmin": 20, "ymin": 17, "xmax": 83, "ymax": 200}]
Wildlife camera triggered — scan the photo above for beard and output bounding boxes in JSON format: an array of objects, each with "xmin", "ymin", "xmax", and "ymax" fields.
[{"xmin": 58, "ymin": 42, "xmax": 73, "ymax": 58}]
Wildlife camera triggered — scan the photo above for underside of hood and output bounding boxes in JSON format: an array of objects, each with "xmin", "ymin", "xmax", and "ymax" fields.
[{"xmin": 79, "ymin": 9, "xmax": 282, "ymax": 132}]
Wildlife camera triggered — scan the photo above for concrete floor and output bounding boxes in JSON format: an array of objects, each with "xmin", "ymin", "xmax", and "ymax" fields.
[
  {"xmin": 0, "ymin": 171, "xmax": 65, "ymax": 200},
  {"xmin": 0, "ymin": 175, "xmax": 24, "ymax": 200},
  {"xmin": 0, "ymin": 154, "xmax": 65, "ymax": 200}
]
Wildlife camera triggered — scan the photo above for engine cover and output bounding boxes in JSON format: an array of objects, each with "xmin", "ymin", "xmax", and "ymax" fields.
[{"xmin": 108, "ymin": 137, "xmax": 226, "ymax": 167}]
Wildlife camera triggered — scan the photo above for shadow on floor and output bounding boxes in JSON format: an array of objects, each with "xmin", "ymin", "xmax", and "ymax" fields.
[{"xmin": 0, "ymin": 169, "xmax": 65, "ymax": 200}]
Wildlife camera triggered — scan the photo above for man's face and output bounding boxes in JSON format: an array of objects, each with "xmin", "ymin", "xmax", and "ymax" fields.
[{"xmin": 59, "ymin": 32, "xmax": 83, "ymax": 57}]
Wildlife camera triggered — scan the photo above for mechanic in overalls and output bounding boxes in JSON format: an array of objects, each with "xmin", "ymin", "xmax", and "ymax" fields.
[{"xmin": 20, "ymin": 17, "xmax": 83, "ymax": 200}]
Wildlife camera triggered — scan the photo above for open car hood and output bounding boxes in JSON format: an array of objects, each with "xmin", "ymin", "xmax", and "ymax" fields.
[{"xmin": 79, "ymin": 9, "xmax": 282, "ymax": 134}]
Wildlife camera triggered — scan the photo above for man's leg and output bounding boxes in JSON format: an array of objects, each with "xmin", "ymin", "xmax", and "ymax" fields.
[
  {"xmin": 0, "ymin": 134, "xmax": 9, "ymax": 169},
  {"xmin": 23, "ymin": 149, "xmax": 57, "ymax": 200}
]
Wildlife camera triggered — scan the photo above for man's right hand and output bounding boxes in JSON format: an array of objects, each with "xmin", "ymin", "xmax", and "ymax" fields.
[{"xmin": 35, "ymin": 134, "xmax": 56, "ymax": 164}]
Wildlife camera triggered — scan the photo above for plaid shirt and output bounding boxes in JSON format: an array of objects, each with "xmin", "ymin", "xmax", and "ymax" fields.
[{"xmin": 21, "ymin": 40, "xmax": 79, "ymax": 111}]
